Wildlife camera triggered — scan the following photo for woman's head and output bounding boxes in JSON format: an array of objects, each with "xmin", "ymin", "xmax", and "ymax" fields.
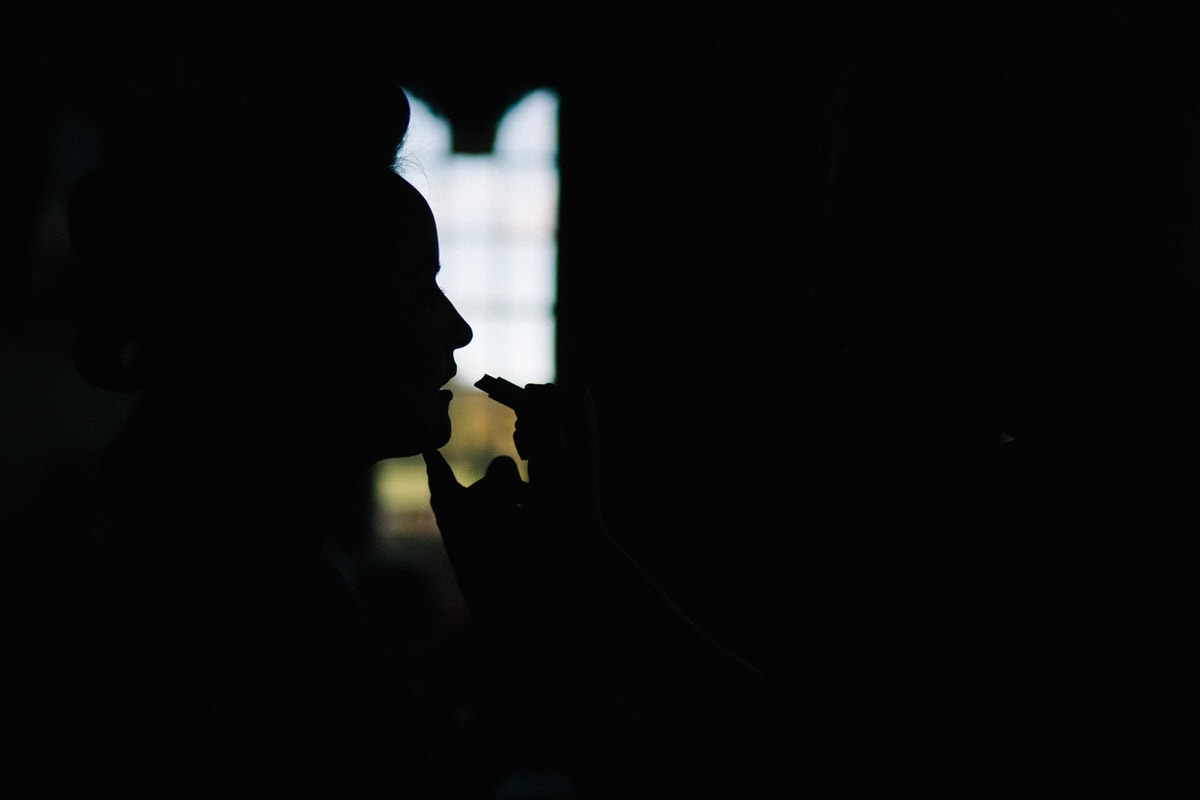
[
  {"xmin": 69, "ymin": 70, "xmax": 472, "ymax": 462},
  {"xmin": 289, "ymin": 171, "xmax": 473, "ymax": 460}
]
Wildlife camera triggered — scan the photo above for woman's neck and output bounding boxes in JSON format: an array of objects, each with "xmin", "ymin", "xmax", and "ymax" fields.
[{"xmin": 100, "ymin": 387, "xmax": 376, "ymax": 553}]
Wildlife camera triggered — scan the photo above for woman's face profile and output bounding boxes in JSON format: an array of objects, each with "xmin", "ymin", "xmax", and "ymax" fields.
[{"xmin": 321, "ymin": 178, "xmax": 473, "ymax": 462}]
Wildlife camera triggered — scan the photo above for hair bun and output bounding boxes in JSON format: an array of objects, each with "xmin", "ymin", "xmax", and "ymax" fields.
[{"xmin": 242, "ymin": 69, "xmax": 411, "ymax": 174}]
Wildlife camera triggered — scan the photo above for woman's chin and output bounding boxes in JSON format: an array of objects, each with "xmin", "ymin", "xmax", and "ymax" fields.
[
  {"xmin": 373, "ymin": 411, "xmax": 452, "ymax": 461},
  {"xmin": 346, "ymin": 390, "xmax": 449, "ymax": 456},
  {"xmin": 423, "ymin": 418, "xmax": 453, "ymax": 452}
]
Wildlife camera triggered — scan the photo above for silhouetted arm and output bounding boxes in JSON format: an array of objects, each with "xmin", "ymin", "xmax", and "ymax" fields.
[{"xmin": 423, "ymin": 383, "xmax": 762, "ymax": 739}]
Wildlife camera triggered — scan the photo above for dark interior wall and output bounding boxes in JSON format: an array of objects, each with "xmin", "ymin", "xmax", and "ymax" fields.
[{"xmin": 555, "ymin": 15, "xmax": 851, "ymax": 656}]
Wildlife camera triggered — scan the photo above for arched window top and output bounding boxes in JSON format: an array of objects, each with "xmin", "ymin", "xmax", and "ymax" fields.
[{"xmin": 495, "ymin": 89, "xmax": 558, "ymax": 159}]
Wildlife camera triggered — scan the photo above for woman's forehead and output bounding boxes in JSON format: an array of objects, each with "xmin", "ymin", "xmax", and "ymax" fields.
[
  {"xmin": 382, "ymin": 176, "xmax": 438, "ymax": 243},
  {"xmin": 325, "ymin": 172, "xmax": 438, "ymax": 246}
]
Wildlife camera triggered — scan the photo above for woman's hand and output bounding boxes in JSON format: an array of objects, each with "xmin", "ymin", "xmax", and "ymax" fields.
[
  {"xmin": 423, "ymin": 382, "xmax": 607, "ymax": 642},
  {"xmin": 426, "ymin": 382, "xmax": 761, "ymax": 736}
]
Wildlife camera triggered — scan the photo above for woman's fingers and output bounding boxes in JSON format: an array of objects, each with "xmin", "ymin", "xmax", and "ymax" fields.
[
  {"xmin": 423, "ymin": 449, "xmax": 463, "ymax": 515},
  {"xmin": 484, "ymin": 454, "xmax": 523, "ymax": 483},
  {"xmin": 480, "ymin": 455, "xmax": 529, "ymax": 508},
  {"xmin": 425, "ymin": 450, "xmax": 529, "ymax": 523},
  {"xmin": 515, "ymin": 382, "xmax": 600, "ymax": 503}
]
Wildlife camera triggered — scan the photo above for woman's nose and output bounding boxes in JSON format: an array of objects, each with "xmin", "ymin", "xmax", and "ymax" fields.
[{"xmin": 444, "ymin": 297, "xmax": 473, "ymax": 349}]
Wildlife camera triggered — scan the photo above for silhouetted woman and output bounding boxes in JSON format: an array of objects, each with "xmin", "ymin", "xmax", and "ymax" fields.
[{"xmin": 34, "ymin": 72, "xmax": 471, "ymax": 797}]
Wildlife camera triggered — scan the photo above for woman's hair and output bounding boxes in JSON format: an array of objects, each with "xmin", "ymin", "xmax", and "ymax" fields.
[{"xmin": 69, "ymin": 69, "xmax": 413, "ymax": 391}]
